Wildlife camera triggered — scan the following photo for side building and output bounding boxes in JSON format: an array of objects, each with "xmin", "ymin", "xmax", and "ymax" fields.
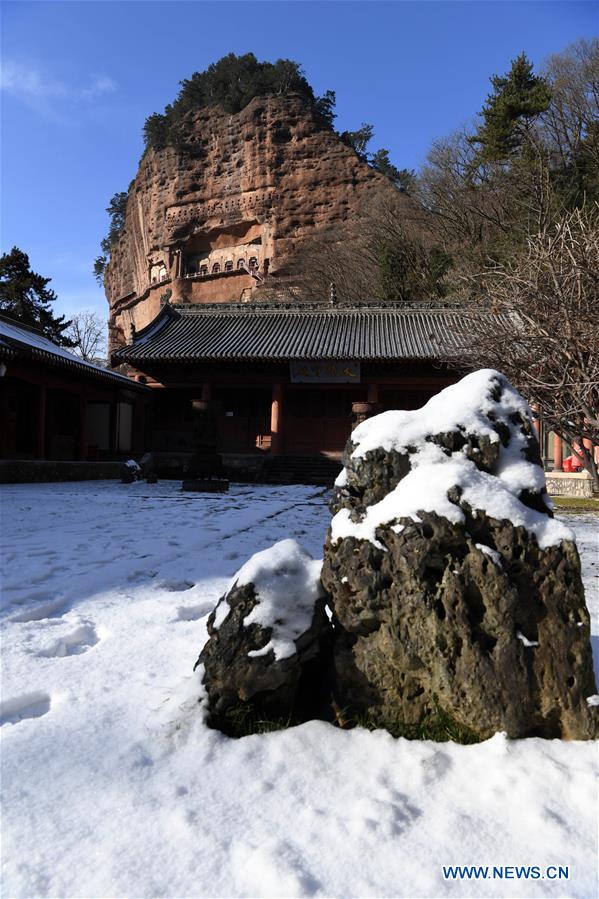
[{"xmin": 0, "ymin": 316, "xmax": 149, "ymax": 473}]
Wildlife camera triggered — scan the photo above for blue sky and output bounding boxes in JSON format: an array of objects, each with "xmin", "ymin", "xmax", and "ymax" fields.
[{"xmin": 1, "ymin": 0, "xmax": 597, "ymax": 320}]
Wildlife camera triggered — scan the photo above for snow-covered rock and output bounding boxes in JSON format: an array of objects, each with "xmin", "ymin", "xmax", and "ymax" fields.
[
  {"xmin": 198, "ymin": 539, "xmax": 333, "ymax": 733},
  {"xmin": 323, "ymin": 370, "xmax": 598, "ymax": 740}
]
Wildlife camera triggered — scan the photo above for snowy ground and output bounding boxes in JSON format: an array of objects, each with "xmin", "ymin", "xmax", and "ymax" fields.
[{"xmin": 1, "ymin": 481, "xmax": 597, "ymax": 899}]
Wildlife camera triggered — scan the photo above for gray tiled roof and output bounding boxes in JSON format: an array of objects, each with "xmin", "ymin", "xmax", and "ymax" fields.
[
  {"xmin": 0, "ymin": 315, "xmax": 146, "ymax": 388},
  {"xmin": 114, "ymin": 303, "xmax": 468, "ymax": 363}
]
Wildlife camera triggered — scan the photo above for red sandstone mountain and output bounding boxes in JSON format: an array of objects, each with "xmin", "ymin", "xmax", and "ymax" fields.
[{"xmin": 105, "ymin": 93, "xmax": 403, "ymax": 350}]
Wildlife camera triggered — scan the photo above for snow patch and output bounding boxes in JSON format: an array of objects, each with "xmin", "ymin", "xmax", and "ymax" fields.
[
  {"xmin": 475, "ymin": 543, "xmax": 503, "ymax": 565},
  {"xmin": 222, "ymin": 539, "xmax": 325, "ymax": 660},
  {"xmin": 516, "ymin": 630, "xmax": 539, "ymax": 648},
  {"xmin": 334, "ymin": 468, "xmax": 348, "ymax": 488}
]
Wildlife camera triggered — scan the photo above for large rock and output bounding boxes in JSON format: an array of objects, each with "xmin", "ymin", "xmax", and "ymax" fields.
[
  {"xmin": 322, "ymin": 370, "xmax": 598, "ymax": 740},
  {"xmin": 197, "ymin": 539, "xmax": 332, "ymax": 733}
]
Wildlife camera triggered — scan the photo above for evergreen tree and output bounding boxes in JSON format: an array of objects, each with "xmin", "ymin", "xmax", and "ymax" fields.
[
  {"xmin": 100, "ymin": 191, "xmax": 128, "ymax": 255},
  {"xmin": 340, "ymin": 123, "xmax": 374, "ymax": 161},
  {"xmin": 95, "ymin": 191, "xmax": 129, "ymax": 279},
  {"xmin": 370, "ymin": 149, "xmax": 415, "ymax": 191},
  {"xmin": 0, "ymin": 247, "xmax": 74, "ymax": 346},
  {"xmin": 93, "ymin": 255, "xmax": 108, "ymax": 286},
  {"xmin": 313, "ymin": 90, "xmax": 336, "ymax": 129},
  {"xmin": 470, "ymin": 53, "xmax": 551, "ymax": 162}
]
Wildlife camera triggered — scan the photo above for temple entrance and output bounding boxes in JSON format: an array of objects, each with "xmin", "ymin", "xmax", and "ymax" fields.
[
  {"xmin": 284, "ymin": 387, "xmax": 365, "ymax": 455},
  {"xmin": 214, "ymin": 387, "xmax": 271, "ymax": 453}
]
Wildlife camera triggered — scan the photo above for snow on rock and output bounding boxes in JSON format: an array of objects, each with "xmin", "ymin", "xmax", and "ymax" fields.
[
  {"xmin": 516, "ymin": 630, "xmax": 540, "ymax": 648},
  {"xmin": 332, "ymin": 444, "xmax": 572, "ymax": 550},
  {"xmin": 350, "ymin": 368, "xmax": 530, "ymax": 459},
  {"xmin": 332, "ymin": 370, "xmax": 569, "ymax": 550},
  {"xmin": 475, "ymin": 542, "xmax": 503, "ymax": 565},
  {"xmin": 198, "ymin": 538, "xmax": 331, "ymax": 729},
  {"xmin": 221, "ymin": 538, "xmax": 325, "ymax": 660}
]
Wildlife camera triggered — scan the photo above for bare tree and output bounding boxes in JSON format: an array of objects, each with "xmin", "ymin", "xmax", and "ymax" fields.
[
  {"xmin": 541, "ymin": 38, "xmax": 599, "ymax": 178},
  {"xmin": 66, "ymin": 310, "xmax": 107, "ymax": 364},
  {"xmin": 452, "ymin": 204, "xmax": 599, "ymax": 490}
]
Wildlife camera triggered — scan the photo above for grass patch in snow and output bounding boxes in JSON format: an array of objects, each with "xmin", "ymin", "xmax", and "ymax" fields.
[
  {"xmin": 216, "ymin": 703, "xmax": 299, "ymax": 738},
  {"xmin": 340, "ymin": 702, "xmax": 482, "ymax": 744},
  {"xmin": 551, "ymin": 496, "xmax": 599, "ymax": 512},
  {"xmin": 214, "ymin": 698, "xmax": 481, "ymax": 743}
]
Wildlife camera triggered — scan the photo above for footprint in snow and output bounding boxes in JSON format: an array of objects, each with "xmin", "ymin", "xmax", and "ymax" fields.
[
  {"xmin": 163, "ymin": 579, "xmax": 195, "ymax": 592},
  {"xmin": 0, "ymin": 691, "xmax": 52, "ymax": 726},
  {"xmin": 232, "ymin": 839, "xmax": 321, "ymax": 898},
  {"xmin": 351, "ymin": 793, "xmax": 421, "ymax": 838},
  {"xmin": 38, "ymin": 622, "xmax": 99, "ymax": 658},
  {"xmin": 176, "ymin": 602, "xmax": 214, "ymax": 621},
  {"xmin": 10, "ymin": 597, "xmax": 68, "ymax": 623},
  {"xmin": 421, "ymin": 749, "xmax": 453, "ymax": 784}
]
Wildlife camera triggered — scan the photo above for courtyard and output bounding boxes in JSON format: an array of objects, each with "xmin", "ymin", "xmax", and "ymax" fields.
[{"xmin": 1, "ymin": 481, "xmax": 597, "ymax": 898}]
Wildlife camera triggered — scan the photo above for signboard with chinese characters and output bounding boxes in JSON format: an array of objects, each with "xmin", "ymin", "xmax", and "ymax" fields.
[{"xmin": 290, "ymin": 361, "xmax": 361, "ymax": 383}]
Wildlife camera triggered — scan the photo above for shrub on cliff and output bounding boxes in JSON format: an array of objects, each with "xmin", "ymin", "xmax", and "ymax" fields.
[{"xmin": 143, "ymin": 53, "xmax": 337, "ymax": 152}]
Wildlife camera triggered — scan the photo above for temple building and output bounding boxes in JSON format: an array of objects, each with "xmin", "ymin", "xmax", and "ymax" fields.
[{"xmin": 113, "ymin": 299, "xmax": 464, "ymax": 463}]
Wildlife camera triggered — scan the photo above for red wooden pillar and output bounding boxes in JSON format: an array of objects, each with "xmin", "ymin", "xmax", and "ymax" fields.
[
  {"xmin": 367, "ymin": 383, "xmax": 379, "ymax": 404},
  {"xmin": 271, "ymin": 383, "xmax": 284, "ymax": 455},
  {"xmin": 201, "ymin": 381, "xmax": 212, "ymax": 402},
  {"xmin": 553, "ymin": 433, "xmax": 563, "ymax": 471},
  {"xmin": 37, "ymin": 385, "xmax": 47, "ymax": 459}
]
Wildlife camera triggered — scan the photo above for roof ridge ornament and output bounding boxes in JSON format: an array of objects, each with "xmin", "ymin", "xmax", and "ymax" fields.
[{"xmin": 329, "ymin": 282, "xmax": 337, "ymax": 306}]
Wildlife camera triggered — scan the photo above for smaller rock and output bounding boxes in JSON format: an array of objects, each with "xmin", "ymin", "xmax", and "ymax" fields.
[
  {"xmin": 197, "ymin": 539, "xmax": 333, "ymax": 734},
  {"xmin": 120, "ymin": 459, "xmax": 141, "ymax": 484}
]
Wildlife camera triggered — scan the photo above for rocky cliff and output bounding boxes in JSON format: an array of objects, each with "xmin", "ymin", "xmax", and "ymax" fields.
[{"xmin": 105, "ymin": 94, "xmax": 403, "ymax": 349}]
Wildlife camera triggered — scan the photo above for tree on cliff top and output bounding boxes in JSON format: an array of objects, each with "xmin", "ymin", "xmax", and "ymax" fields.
[
  {"xmin": 143, "ymin": 53, "xmax": 337, "ymax": 151},
  {"xmin": 0, "ymin": 247, "xmax": 74, "ymax": 346}
]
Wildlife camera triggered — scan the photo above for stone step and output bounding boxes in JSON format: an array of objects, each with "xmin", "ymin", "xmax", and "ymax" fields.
[{"xmin": 262, "ymin": 455, "xmax": 342, "ymax": 486}]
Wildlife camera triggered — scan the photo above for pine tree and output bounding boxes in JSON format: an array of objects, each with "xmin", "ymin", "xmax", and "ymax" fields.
[
  {"xmin": 340, "ymin": 124, "xmax": 374, "ymax": 161},
  {"xmin": 470, "ymin": 53, "xmax": 551, "ymax": 162},
  {"xmin": 0, "ymin": 247, "xmax": 74, "ymax": 346},
  {"xmin": 370, "ymin": 149, "xmax": 415, "ymax": 191}
]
